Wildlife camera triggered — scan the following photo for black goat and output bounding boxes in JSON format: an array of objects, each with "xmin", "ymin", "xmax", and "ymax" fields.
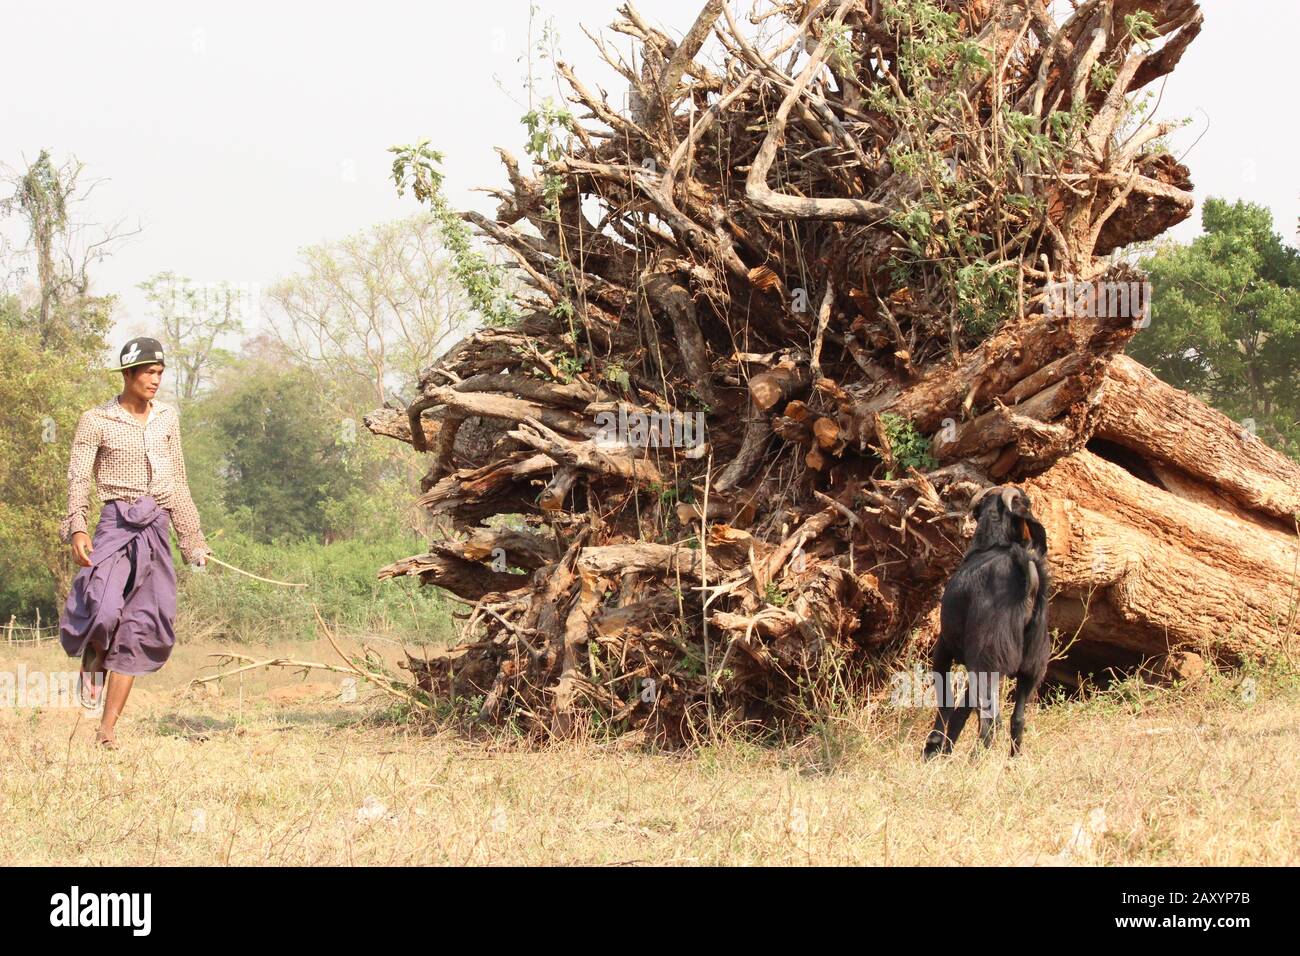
[{"xmin": 923, "ymin": 485, "xmax": 1050, "ymax": 758}]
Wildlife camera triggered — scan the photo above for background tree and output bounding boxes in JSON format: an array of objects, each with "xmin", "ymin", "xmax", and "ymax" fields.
[
  {"xmin": 0, "ymin": 154, "xmax": 466, "ymax": 633},
  {"xmin": 137, "ymin": 271, "xmax": 249, "ymax": 407},
  {"xmin": 1130, "ymin": 198, "xmax": 1300, "ymax": 457},
  {"xmin": 265, "ymin": 213, "xmax": 468, "ymax": 411},
  {"xmin": 0, "ymin": 149, "xmax": 123, "ymax": 620},
  {"xmin": 0, "ymin": 149, "xmax": 136, "ymax": 346},
  {"xmin": 262, "ymin": 215, "xmax": 470, "ymax": 537},
  {"xmin": 196, "ymin": 357, "xmax": 384, "ymax": 544},
  {"xmin": 0, "ymin": 293, "xmax": 115, "ymax": 616}
]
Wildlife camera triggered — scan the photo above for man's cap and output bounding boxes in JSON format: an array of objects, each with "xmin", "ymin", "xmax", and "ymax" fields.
[{"xmin": 109, "ymin": 337, "xmax": 166, "ymax": 371}]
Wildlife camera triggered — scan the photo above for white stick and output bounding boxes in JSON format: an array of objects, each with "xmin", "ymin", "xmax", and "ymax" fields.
[{"xmin": 202, "ymin": 554, "xmax": 308, "ymax": 588}]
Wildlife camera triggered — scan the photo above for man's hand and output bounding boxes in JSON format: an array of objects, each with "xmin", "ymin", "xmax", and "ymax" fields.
[{"xmin": 71, "ymin": 531, "xmax": 93, "ymax": 567}]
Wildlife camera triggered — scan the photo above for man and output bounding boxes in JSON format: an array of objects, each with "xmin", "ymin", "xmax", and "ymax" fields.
[{"xmin": 57, "ymin": 336, "xmax": 212, "ymax": 748}]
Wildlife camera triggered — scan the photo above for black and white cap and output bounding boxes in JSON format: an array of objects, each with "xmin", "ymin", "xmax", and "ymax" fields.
[{"xmin": 110, "ymin": 337, "xmax": 166, "ymax": 371}]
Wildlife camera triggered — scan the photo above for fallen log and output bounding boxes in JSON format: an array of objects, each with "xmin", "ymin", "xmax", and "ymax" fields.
[{"xmin": 371, "ymin": 0, "xmax": 1297, "ymax": 746}]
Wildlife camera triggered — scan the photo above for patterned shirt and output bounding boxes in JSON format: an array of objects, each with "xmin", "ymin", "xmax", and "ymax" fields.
[{"xmin": 58, "ymin": 395, "xmax": 211, "ymax": 564}]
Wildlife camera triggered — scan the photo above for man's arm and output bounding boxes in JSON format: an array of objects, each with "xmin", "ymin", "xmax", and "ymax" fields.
[
  {"xmin": 166, "ymin": 410, "xmax": 211, "ymax": 565},
  {"xmin": 58, "ymin": 411, "xmax": 99, "ymax": 545}
]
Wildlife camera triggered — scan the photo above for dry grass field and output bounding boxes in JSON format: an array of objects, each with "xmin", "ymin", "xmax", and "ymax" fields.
[{"xmin": 2, "ymin": 635, "xmax": 1296, "ymax": 866}]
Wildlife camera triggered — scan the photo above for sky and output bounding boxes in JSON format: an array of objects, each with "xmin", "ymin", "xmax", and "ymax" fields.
[{"xmin": 2, "ymin": 0, "xmax": 1296, "ymax": 354}]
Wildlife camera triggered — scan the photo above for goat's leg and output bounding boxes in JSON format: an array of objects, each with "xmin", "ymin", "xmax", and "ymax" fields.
[
  {"xmin": 1010, "ymin": 676, "xmax": 1036, "ymax": 756},
  {"xmin": 922, "ymin": 647, "xmax": 957, "ymax": 759},
  {"xmin": 944, "ymin": 699, "xmax": 974, "ymax": 750},
  {"xmin": 976, "ymin": 669, "xmax": 1002, "ymax": 749},
  {"xmin": 939, "ymin": 670, "xmax": 977, "ymax": 752}
]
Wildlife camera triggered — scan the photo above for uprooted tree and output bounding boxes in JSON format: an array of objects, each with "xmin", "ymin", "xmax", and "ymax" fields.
[{"xmin": 369, "ymin": 0, "xmax": 1300, "ymax": 744}]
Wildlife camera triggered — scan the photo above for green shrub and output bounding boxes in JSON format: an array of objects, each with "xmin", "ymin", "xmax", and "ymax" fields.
[
  {"xmin": 880, "ymin": 413, "xmax": 937, "ymax": 475},
  {"xmin": 176, "ymin": 528, "xmax": 455, "ymax": 645}
]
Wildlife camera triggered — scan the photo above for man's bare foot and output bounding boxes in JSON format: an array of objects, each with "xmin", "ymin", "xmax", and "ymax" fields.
[
  {"xmin": 80, "ymin": 644, "xmax": 106, "ymax": 709},
  {"xmin": 95, "ymin": 727, "xmax": 118, "ymax": 749}
]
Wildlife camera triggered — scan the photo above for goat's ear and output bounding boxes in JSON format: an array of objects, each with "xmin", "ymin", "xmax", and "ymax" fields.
[{"xmin": 1025, "ymin": 515, "xmax": 1047, "ymax": 554}]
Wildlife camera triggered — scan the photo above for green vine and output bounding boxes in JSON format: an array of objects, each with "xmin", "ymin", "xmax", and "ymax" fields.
[
  {"xmin": 521, "ymin": 97, "xmax": 574, "ymax": 222},
  {"xmin": 389, "ymin": 141, "xmax": 517, "ymax": 328}
]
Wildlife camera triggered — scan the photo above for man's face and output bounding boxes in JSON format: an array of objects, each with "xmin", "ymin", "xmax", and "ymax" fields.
[{"xmin": 125, "ymin": 363, "xmax": 164, "ymax": 401}]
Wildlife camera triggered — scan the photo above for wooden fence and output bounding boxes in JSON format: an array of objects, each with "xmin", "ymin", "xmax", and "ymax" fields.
[{"xmin": 4, "ymin": 612, "xmax": 61, "ymax": 645}]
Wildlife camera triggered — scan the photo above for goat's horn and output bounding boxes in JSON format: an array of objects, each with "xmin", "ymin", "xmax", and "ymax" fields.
[
  {"xmin": 969, "ymin": 485, "xmax": 999, "ymax": 508},
  {"xmin": 1000, "ymin": 486, "xmax": 1020, "ymax": 512}
]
